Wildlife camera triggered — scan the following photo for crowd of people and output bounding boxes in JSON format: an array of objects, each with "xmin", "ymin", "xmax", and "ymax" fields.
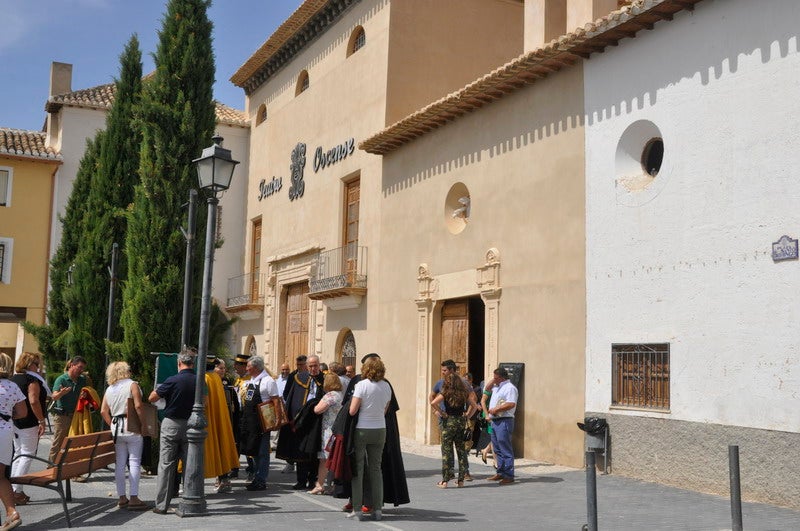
[{"xmin": 0, "ymin": 348, "xmax": 518, "ymax": 528}]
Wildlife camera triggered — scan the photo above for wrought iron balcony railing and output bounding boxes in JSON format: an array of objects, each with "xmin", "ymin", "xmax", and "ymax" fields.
[
  {"xmin": 227, "ymin": 272, "xmax": 267, "ymax": 309},
  {"xmin": 309, "ymin": 244, "xmax": 367, "ymax": 296}
]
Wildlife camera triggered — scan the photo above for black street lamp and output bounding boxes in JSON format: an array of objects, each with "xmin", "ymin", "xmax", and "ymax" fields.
[{"xmin": 177, "ymin": 136, "xmax": 239, "ymax": 518}]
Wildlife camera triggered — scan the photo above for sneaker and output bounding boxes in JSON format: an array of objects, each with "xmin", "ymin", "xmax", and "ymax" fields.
[
  {"xmin": 245, "ymin": 481, "xmax": 266, "ymax": 491},
  {"xmin": 373, "ymin": 510, "xmax": 382, "ymax": 521},
  {"xmin": 342, "ymin": 502, "xmax": 353, "ymax": 512},
  {"xmin": 361, "ymin": 505, "xmax": 371, "ymax": 514}
]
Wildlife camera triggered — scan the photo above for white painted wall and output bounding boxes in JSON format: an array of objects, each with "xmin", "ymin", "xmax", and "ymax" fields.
[
  {"xmin": 48, "ymin": 106, "xmax": 106, "ymax": 260},
  {"xmin": 213, "ymin": 123, "xmax": 249, "ymax": 310},
  {"xmin": 584, "ymin": 0, "xmax": 800, "ymax": 432}
]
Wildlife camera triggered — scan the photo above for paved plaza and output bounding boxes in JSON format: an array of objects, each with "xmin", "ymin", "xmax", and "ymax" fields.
[{"xmin": 11, "ymin": 434, "xmax": 800, "ymax": 530}]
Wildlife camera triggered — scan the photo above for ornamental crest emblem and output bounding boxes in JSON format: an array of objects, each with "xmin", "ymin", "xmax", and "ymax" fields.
[{"xmin": 288, "ymin": 143, "xmax": 306, "ymax": 201}]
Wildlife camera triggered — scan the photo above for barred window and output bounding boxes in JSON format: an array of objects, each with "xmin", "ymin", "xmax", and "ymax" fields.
[
  {"xmin": 347, "ymin": 26, "xmax": 366, "ymax": 57},
  {"xmin": 340, "ymin": 330, "xmax": 356, "ymax": 369},
  {"xmin": 612, "ymin": 343, "xmax": 670, "ymax": 410}
]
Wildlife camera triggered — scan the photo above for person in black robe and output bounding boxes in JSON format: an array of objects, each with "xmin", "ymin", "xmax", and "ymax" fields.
[
  {"xmin": 276, "ymin": 354, "xmax": 324, "ymax": 489},
  {"xmin": 333, "ymin": 352, "xmax": 409, "ymax": 511}
]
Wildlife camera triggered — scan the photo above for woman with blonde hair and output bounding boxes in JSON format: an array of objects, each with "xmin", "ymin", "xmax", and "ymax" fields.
[
  {"xmin": 0, "ymin": 353, "xmax": 27, "ymax": 529},
  {"xmin": 347, "ymin": 357, "xmax": 391, "ymax": 521},
  {"xmin": 310, "ymin": 371, "xmax": 343, "ymax": 494},
  {"xmin": 100, "ymin": 361, "xmax": 149, "ymax": 510},
  {"xmin": 10, "ymin": 352, "xmax": 48, "ymax": 506}
]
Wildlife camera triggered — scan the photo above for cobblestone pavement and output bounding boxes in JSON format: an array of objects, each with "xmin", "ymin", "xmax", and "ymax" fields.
[{"xmin": 10, "ymin": 433, "xmax": 800, "ymax": 530}]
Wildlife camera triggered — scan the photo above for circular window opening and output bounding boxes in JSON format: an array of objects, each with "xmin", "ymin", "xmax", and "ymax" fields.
[
  {"xmin": 615, "ymin": 120, "xmax": 664, "ymax": 193},
  {"xmin": 641, "ymin": 138, "xmax": 663, "ymax": 177},
  {"xmin": 444, "ymin": 182, "xmax": 470, "ymax": 235}
]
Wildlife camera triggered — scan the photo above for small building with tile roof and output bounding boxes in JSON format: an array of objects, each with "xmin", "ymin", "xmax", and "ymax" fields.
[
  {"xmin": 0, "ymin": 128, "xmax": 61, "ymax": 356},
  {"xmin": 38, "ymin": 62, "xmax": 250, "ymax": 352}
]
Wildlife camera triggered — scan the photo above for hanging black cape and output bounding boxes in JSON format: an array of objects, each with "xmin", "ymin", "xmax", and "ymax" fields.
[{"xmin": 332, "ymin": 375, "xmax": 410, "ymax": 506}]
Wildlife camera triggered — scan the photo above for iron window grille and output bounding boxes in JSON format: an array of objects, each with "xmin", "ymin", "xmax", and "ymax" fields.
[{"xmin": 612, "ymin": 343, "xmax": 670, "ymax": 410}]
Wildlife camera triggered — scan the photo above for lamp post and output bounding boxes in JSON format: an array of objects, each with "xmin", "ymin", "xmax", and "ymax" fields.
[
  {"xmin": 177, "ymin": 136, "xmax": 239, "ymax": 518},
  {"xmin": 66, "ymin": 263, "xmax": 75, "ymax": 361},
  {"xmin": 180, "ymin": 189, "xmax": 198, "ymax": 350}
]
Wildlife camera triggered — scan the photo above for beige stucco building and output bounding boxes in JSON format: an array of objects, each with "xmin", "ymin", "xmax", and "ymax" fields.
[
  {"xmin": 229, "ymin": 0, "xmax": 626, "ymax": 467},
  {"xmin": 0, "ymin": 129, "xmax": 61, "ymax": 357}
]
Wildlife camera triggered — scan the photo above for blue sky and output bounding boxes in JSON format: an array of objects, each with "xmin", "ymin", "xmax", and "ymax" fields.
[{"xmin": 0, "ymin": 0, "xmax": 303, "ymax": 132}]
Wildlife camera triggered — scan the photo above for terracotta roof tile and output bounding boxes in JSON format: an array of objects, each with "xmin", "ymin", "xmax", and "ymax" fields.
[
  {"xmin": 45, "ymin": 83, "xmax": 248, "ymax": 127},
  {"xmin": 0, "ymin": 128, "xmax": 61, "ymax": 161},
  {"xmin": 230, "ymin": 0, "xmax": 329, "ymax": 87},
  {"xmin": 360, "ymin": 0, "xmax": 702, "ymax": 155}
]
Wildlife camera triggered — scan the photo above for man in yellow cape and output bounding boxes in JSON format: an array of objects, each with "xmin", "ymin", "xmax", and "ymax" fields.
[{"xmin": 203, "ymin": 359, "xmax": 239, "ymax": 485}]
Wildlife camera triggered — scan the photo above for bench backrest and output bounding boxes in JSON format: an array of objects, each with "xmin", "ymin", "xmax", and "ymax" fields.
[{"xmin": 53, "ymin": 431, "xmax": 115, "ymax": 478}]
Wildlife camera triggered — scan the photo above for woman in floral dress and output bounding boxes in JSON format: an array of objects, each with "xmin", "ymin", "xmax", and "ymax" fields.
[{"xmin": 310, "ymin": 372, "xmax": 343, "ymax": 494}]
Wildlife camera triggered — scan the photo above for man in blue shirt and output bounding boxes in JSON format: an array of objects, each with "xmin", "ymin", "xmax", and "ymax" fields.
[
  {"xmin": 149, "ymin": 350, "xmax": 196, "ymax": 514},
  {"xmin": 485, "ymin": 367, "xmax": 518, "ymax": 485}
]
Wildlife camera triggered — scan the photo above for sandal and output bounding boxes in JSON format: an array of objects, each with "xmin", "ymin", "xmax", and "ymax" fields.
[
  {"xmin": 117, "ymin": 498, "xmax": 129, "ymax": 508},
  {"xmin": 307, "ymin": 486, "xmax": 325, "ymax": 495},
  {"xmin": 1, "ymin": 511, "xmax": 21, "ymax": 530},
  {"xmin": 436, "ymin": 481, "xmax": 447, "ymax": 489}
]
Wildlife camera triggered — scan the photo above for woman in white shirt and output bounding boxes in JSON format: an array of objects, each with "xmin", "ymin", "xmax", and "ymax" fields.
[
  {"xmin": 347, "ymin": 357, "xmax": 391, "ymax": 522},
  {"xmin": 0, "ymin": 352, "xmax": 27, "ymax": 530},
  {"xmin": 100, "ymin": 361, "xmax": 148, "ymax": 510}
]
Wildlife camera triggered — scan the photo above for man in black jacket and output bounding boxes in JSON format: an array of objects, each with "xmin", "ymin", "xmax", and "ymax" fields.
[{"xmin": 277, "ymin": 354, "xmax": 324, "ymax": 489}]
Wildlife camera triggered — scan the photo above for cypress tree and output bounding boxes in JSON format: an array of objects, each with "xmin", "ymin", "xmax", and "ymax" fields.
[
  {"xmin": 23, "ymin": 133, "xmax": 104, "ymax": 370},
  {"xmin": 70, "ymin": 35, "xmax": 143, "ymax": 381},
  {"xmin": 120, "ymin": 0, "xmax": 216, "ymax": 388}
]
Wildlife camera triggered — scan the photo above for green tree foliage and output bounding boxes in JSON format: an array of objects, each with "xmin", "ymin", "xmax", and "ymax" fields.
[
  {"xmin": 70, "ymin": 36, "xmax": 143, "ymax": 382},
  {"xmin": 23, "ymin": 134, "xmax": 104, "ymax": 366},
  {"xmin": 120, "ymin": 0, "xmax": 216, "ymax": 389}
]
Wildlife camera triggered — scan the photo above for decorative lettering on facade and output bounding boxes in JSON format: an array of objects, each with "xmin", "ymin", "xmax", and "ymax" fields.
[
  {"xmin": 772, "ymin": 235, "xmax": 798, "ymax": 262},
  {"xmin": 288, "ymin": 143, "xmax": 307, "ymax": 201},
  {"xmin": 257, "ymin": 176, "xmax": 282, "ymax": 201},
  {"xmin": 313, "ymin": 138, "xmax": 355, "ymax": 172}
]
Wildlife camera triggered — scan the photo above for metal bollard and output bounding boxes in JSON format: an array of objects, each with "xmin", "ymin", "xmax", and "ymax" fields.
[
  {"xmin": 585, "ymin": 451, "xmax": 598, "ymax": 531},
  {"xmin": 729, "ymin": 445, "xmax": 743, "ymax": 531}
]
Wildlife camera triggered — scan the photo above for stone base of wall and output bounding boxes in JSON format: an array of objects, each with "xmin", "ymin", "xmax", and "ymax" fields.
[{"xmin": 587, "ymin": 412, "xmax": 800, "ymax": 509}]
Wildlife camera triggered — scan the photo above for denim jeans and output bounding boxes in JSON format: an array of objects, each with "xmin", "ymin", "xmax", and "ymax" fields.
[{"xmin": 490, "ymin": 417, "xmax": 515, "ymax": 479}]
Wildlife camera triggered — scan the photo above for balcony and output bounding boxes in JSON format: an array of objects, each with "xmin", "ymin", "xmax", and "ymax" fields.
[
  {"xmin": 308, "ymin": 244, "xmax": 367, "ymax": 310},
  {"xmin": 226, "ymin": 273, "xmax": 267, "ymax": 320}
]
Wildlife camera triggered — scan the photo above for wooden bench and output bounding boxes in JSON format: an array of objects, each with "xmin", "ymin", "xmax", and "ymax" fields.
[{"xmin": 11, "ymin": 431, "xmax": 115, "ymax": 528}]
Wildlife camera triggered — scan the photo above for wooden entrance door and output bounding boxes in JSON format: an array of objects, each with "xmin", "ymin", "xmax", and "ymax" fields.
[
  {"xmin": 283, "ymin": 282, "xmax": 309, "ymax": 367},
  {"xmin": 440, "ymin": 300, "xmax": 469, "ymax": 375}
]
